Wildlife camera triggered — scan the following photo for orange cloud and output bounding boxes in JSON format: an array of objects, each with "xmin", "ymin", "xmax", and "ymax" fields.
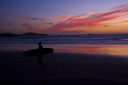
[
  {"xmin": 43, "ymin": 4, "xmax": 128, "ymax": 33},
  {"xmin": 115, "ymin": 20, "xmax": 128, "ymax": 24},
  {"xmin": 54, "ymin": 15, "xmax": 71, "ymax": 21}
]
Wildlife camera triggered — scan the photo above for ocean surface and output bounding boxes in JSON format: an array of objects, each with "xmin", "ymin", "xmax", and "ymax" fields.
[{"xmin": 1, "ymin": 34, "xmax": 128, "ymax": 56}]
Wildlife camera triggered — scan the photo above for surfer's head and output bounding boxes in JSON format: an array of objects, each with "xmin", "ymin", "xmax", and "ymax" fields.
[{"xmin": 38, "ymin": 41, "xmax": 42, "ymax": 45}]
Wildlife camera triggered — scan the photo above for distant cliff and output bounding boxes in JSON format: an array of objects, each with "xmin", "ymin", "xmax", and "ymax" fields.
[
  {"xmin": 20, "ymin": 32, "xmax": 48, "ymax": 36},
  {"xmin": 0, "ymin": 33, "xmax": 18, "ymax": 37},
  {"xmin": 0, "ymin": 32, "xmax": 48, "ymax": 37}
]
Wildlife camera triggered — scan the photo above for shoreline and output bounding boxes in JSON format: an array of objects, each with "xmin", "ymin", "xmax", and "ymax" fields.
[
  {"xmin": 1, "ymin": 43, "xmax": 128, "ymax": 56},
  {"xmin": 1, "ymin": 50, "xmax": 128, "ymax": 84}
]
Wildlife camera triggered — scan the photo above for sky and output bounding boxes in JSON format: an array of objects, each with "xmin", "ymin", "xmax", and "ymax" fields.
[{"xmin": 0, "ymin": 0, "xmax": 128, "ymax": 35}]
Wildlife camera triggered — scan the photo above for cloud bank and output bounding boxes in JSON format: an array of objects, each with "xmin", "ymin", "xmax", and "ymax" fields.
[{"xmin": 43, "ymin": 4, "xmax": 128, "ymax": 33}]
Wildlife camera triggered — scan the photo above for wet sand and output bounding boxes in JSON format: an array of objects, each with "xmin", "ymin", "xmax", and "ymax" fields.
[{"xmin": 0, "ymin": 50, "xmax": 128, "ymax": 85}]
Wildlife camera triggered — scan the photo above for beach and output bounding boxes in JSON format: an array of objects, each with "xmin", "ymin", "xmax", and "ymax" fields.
[
  {"xmin": 1, "ymin": 0, "xmax": 128, "ymax": 84},
  {"xmin": 1, "ymin": 50, "xmax": 128, "ymax": 85}
]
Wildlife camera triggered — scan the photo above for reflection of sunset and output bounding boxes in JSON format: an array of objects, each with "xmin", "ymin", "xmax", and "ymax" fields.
[
  {"xmin": 55, "ymin": 44, "xmax": 128, "ymax": 56},
  {"xmin": 1, "ymin": 43, "xmax": 128, "ymax": 56}
]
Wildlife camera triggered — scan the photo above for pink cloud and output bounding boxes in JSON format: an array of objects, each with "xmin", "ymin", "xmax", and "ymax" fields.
[
  {"xmin": 43, "ymin": 4, "xmax": 128, "ymax": 33},
  {"xmin": 54, "ymin": 15, "xmax": 71, "ymax": 21}
]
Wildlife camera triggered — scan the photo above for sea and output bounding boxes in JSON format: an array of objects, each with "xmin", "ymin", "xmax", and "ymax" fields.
[{"xmin": 1, "ymin": 34, "xmax": 128, "ymax": 56}]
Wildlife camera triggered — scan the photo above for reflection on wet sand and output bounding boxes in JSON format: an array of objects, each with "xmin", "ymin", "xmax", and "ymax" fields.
[
  {"xmin": 1, "ymin": 43, "xmax": 128, "ymax": 56},
  {"xmin": 55, "ymin": 45, "xmax": 128, "ymax": 56}
]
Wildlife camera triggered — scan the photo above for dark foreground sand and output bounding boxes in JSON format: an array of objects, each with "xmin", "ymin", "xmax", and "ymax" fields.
[{"xmin": 1, "ymin": 51, "xmax": 128, "ymax": 85}]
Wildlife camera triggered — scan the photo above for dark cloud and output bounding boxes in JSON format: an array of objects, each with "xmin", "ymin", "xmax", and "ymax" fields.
[
  {"xmin": 49, "ymin": 22, "xmax": 53, "ymax": 24},
  {"xmin": 103, "ymin": 25, "xmax": 109, "ymax": 27},
  {"xmin": 39, "ymin": 18, "xmax": 45, "ymax": 20},
  {"xmin": 31, "ymin": 18, "xmax": 46, "ymax": 21},
  {"xmin": 31, "ymin": 18, "xmax": 37, "ymax": 20},
  {"xmin": 62, "ymin": 31, "xmax": 84, "ymax": 34},
  {"xmin": 45, "ymin": 22, "xmax": 53, "ymax": 24},
  {"xmin": 7, "ymin": 22, "xmax": 13, "ymax": 26},
  {"xmin": 21, "ymin": 22, "xmax": 34, "ymax": 30}
]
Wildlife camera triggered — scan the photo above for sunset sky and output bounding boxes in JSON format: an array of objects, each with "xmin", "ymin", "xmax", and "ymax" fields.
[{"xmin": 0, "ymin": 0, "xmax": 128, "ymax": 35}]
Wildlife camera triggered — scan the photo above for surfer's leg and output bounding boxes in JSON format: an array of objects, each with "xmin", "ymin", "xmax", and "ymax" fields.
[
  {"xmin": 52, "ymin": 53, "xmax": 54, "ymax": 57},
  {"xmin": 40, "ymin": 55, "xmax": 45, "ymax": 65},
  {"xmin": 38, "ymin": 55, "xmax": 42, "ymax": 67},
  {"xmin": 38, "ymin": 60, "xmax": 41, "ymax": 67},
  {"xmin": 38, "ymin": 55, "xmax": 44, "ymax": 67}
]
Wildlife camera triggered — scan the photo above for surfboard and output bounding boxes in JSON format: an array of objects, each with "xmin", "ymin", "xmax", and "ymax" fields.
[{"xmin": 23, "ymin": 48, "xmax": 54, "ymax": 57}]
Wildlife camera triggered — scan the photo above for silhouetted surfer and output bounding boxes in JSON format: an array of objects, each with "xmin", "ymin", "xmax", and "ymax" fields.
[
  {"xmin": 38, "ymin": 41, "xmax": 44, "ymax": 67},
  {"xmin": 23, "ymin": 41, "xmax": 54, "ymax": 68},
  {"xmin": 38, "ymin": 41, "xmax": 43, "ymax": 50}
]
